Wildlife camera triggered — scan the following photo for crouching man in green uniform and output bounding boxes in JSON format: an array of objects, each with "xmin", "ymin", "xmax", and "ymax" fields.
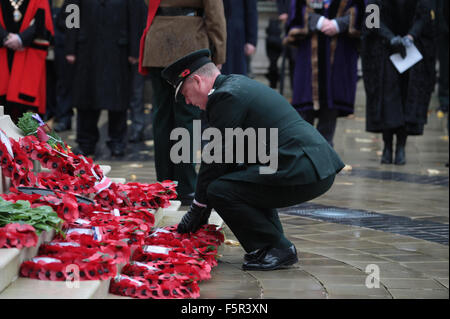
[{"xmin": 161, "ymin": 49, "xmax": 345, "ymax": 271}]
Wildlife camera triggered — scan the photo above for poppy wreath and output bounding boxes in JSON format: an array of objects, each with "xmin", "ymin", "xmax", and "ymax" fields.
[
  {"xmin": 0, "ymin": 192, "xmax": 42, "ymax": 203},
  {"xmin": 144, "ymin": 235, "xmax": 220, "ymax": 268},
  {"xmin": 114, "ymin": 208, "xmax": 156, "ymax": 225},
  {"xmin": 146, "ymin": 225, "xmax": 224, "ymax": 250},
  {"xmin": 20, "ymin": 257, "xmax": 116, "ymax": 281},
  {"xmin": 122, "ymin": 260, "xmax": 212, "ymax": 282},
  {"xmin": 94, "ymin": 181, "xmax": 177, "ymax": 211},
  {"xmin": 58, "ymin": 226, "xmax": 143, "ymax": 261},
  {"xmin": 65, "ymin": 212, "xmax": 154, "ymax": 246},
  {"xmin": 131, "ymin": 245, "xmax": 202, "ymax": 264},
  {"xmin": 0, "ymin": 223, "xmax": 38, "ymax": 249},
  {"xmin": 109, "ymin": 274, "xmax": 200, "ymax": 299},
  {"xmin": 140, "ymin": 272, "xmax": 201, "ymax": 299},
  {"xmin": 80, "ymin": 213, "xmax": 153, "ymax": 235},
  {"xmin": 43, "ymin": 238, "xmax": 131, "ymax": 265},
  {"xmin": 143, "ymin": 225, "xmax": 224, "ymax": 268},
  {"xmin": 38, "ymin": 243, "xmax": 120, "ymax": 265}
]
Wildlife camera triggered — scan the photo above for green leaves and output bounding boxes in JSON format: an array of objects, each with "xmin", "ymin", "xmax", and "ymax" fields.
[
  {"xmin": 0, "ymin": 198, "xmax": 63, "ymax": 236},
  {"xmin": 16, "ymin": 112, "xmax": 39, "ymax": 136}
]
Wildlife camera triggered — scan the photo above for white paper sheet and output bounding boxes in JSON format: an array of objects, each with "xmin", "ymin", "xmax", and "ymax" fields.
[
  {"xmin": 390, "ymin": 44, "xmax": 423, "ymax": 74},
  {"xmin": 143, "ymin": 245, "xmax": 171, "ymax": 255}
]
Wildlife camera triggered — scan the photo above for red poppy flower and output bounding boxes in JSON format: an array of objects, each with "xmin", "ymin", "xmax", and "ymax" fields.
[
  {"xmin": 56, "ymin": 194, "xmax": 80, "ymax": 223},
  {"xmin": 45, "ymin": 156, "xmax": 64, "ymax": 171},
  {"xmin": 0, "ymin": 142, "xmax": 14, "ymax": 166},
  {"xmin": 179, "ymin": 69, "xmax": 190, "ymax": 78},
  {"xmin": 19, "ymin": 135, "xmax": 39, "ymax": 154},
  {"xmin": 0, "ymin": 223, "xmax": 38, "ymax": 248}
]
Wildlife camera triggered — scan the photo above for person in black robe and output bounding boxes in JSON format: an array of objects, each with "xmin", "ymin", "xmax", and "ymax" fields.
[
  {"xmin": 361, "ymin": 0, "xmax": 437, "ymax": 165},
  {"xmin": 221, "ymin": 0, "xmax": 258, "ymax": 76},
  {"xmin": 51, "ymin": 0, "xmax": 75, "ymax": 132},
  {"xmin": 64, "ymin": 0, "xmax": 142, "ymax": 157}
]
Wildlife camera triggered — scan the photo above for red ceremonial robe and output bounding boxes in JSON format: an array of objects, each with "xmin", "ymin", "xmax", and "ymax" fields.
[
  {"xmin": 138, "ymin": 0, "xmax": 161, "ymax": 75},
  {"xmin": 0, "ymin": 0, "xmax": 54, "ymax": 114}
]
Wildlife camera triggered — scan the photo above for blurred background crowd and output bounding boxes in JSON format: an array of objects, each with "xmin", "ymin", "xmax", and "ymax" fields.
[{"xmin": 0, "ymin": 0, "xmax": 448, "ymax": 202}]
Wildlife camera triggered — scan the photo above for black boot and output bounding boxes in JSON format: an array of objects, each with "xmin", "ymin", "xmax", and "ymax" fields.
[
  {"xmin": 381, "ymin": 130, "xmax": 393, "ymax": 164},
  {"xmin": 394, "ymin": 129, "xmax": 407, "ymax": 165}
]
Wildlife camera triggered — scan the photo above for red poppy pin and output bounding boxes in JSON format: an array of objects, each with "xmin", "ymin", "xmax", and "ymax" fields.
[{"xmin": 179, "ymin": 69, "xmax": 190, "ymax": 78}]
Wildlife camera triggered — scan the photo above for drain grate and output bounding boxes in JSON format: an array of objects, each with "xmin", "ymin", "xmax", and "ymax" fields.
[{"xmin": 279, "ymin": 203, "xmax": 449, "ymax": 246}]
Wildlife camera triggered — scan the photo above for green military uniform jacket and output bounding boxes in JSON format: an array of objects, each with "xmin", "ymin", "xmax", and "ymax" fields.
[{"xmin": 195, "ymin": 74, "xmax": 345, "ymax": 204}]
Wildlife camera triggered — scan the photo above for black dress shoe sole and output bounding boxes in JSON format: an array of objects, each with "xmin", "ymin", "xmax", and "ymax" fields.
[{"xmin": 242, "ymin": 255, "xmax": 298, "ymax": 271}]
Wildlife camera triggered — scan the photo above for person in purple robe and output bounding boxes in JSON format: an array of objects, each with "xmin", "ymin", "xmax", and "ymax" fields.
[{"xmin": 284, "ymin": 0, "xmax": 365, "ymax": 146}]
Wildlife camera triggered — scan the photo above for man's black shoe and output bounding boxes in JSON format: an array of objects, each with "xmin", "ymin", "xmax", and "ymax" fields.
[
  {"xmin": 54, "ymin": 121, "xmax": 72, "ymax": 132},
  {"xmin": 242, "ymin": 245, "xmax": 298, "ymax": 271},
  {"xmin": 244, "ymin": 248, "xmax": 268, "ymax": 262}
]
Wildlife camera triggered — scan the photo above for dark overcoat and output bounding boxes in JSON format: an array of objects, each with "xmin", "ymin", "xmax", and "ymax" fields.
[
  {"xmin": 361, "ymin": 0, "xmax": 436, "ymax": 135},
  {"xmin": 195, "ymin": 74, "xmax": 345, "ymax": 204},
  {"xmin": 64, "ymin": 0, "xmax": 141, "ymax": 111},
  {"xmin": 221, "ymin": 0, "xmax": 258, "ymax": 75}
]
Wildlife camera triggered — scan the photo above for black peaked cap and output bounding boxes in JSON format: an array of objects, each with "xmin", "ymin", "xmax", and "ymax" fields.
[{"xmin": 161, "ymin": 49, "xmax": 212, "ymax": 101}]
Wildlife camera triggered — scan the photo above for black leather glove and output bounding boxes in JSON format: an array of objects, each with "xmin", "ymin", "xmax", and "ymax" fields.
[
  {"xmin": 401, "ymin": 35, "xmax": 413, "ymax": 48},
  {"xmin": 390, "ymin": 36, "xmax": 406, "ymax": 58},
  {"xmin": 177, "ymin": 202, "xmax": 212, "ymax": 234}
]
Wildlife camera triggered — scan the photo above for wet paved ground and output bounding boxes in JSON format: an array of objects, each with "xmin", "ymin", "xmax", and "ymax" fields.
[{"xmin": 58, "ymin": 75, "xmax": 449, "ymax": 299}]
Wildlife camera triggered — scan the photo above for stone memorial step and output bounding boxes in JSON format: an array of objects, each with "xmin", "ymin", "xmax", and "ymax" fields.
[
  {"xmin": 0, "ymin": 277, "xmax": 111, "ymax": 299},
  {"xmin": 0, "ymin": 231, "xmax": 54, "ymax": 294}
]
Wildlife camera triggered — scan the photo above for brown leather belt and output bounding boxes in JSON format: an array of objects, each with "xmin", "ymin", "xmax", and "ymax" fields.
[{"xmin": 156, "ymin": 7, "xmax": 204, "ymax": 17}]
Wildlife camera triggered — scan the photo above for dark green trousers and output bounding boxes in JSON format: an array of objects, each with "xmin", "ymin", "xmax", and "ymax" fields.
[
  {"xmin": 148, "ymin": 68, "xmax": 201, "ymax": 195},
  {"xmin": 206, "ymin": 174, "xmax": 335, "ymax": 253}
]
